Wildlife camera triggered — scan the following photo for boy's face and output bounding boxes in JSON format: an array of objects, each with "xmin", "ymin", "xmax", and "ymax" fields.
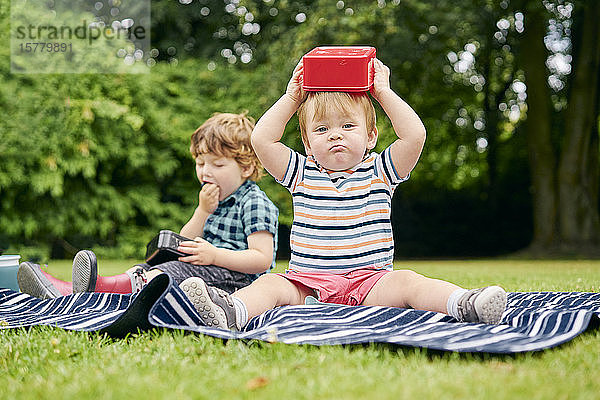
[
  {"xmin": 195, "ymin": 153, "xmax": 252, "ymax": 201},
  {"xmin": 303, "ymin": 101, "xmax": 377, "ymax": 171}
]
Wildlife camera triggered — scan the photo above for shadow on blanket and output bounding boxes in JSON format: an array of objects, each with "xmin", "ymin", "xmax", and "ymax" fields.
[{"xmin": 1, "ymin": 273, "xmax": 599, "ymax": 354}]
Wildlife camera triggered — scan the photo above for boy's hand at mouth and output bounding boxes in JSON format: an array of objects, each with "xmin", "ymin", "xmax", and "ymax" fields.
[
  {"xmin": 199, "ymin": 182, "xmax": 220, "ymax": 214},
  {"xmin": 177, "ymin": 237, "xmax": 217, "ymax": 265}
]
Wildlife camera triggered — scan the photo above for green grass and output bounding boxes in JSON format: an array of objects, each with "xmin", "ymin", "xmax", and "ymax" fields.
[{"xmin": 1, "ymin": 259, "xmax": 599, "ymax": 399}]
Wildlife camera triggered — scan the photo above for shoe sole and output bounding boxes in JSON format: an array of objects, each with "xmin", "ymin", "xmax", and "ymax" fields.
[
  {"xmin": 473, "ymin": 286, "xmax": 507, "ymax": 324},
  {"xmin": 72, "ymin": 250, "xmax": 97, "ymax": 293},
  {"xmin": 180, "ymin": 277, "xmax": 228, "ymax": 329},
  {"xmin": 17, "ymin": 262, "xmax": 61, "ymax": 299}
]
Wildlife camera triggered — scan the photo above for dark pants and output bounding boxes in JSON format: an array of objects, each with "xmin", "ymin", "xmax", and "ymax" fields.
[{"xmin": 136, "ymin": 261, "xmax": 254, "ymax": 294}]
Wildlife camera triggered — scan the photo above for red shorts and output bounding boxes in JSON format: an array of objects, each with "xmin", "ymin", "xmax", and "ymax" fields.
[{"xmin": 278, "ymin": 268, "xmax": 391, "ymax": 306}]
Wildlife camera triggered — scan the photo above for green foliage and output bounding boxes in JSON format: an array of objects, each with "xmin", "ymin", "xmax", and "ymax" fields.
[
  {"xmin": 0, "ymin": 44, "xmax": 291, "ymax": 257},
  {"xmin": 1, "ymin": 0, "xmax": 549, "ymax": 258},
  {"xmin": 2, "ymin": 245, "xmax": 51, "ymax": 264},
  {"xmin": 10, "ymin": 0, "xmax": 148, "ymax": 74},
  {"xmin": 246, "ymin": 0, "xmax": 534, "ymax": 256}
]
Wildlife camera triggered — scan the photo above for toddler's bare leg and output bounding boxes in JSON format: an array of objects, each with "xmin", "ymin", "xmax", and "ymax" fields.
[
  {"xmin": 362, "ymin": 269, "xmax": 460, "ymax": 313},
  {"xmin": 234, "ymin": 274, "xmax": 313, "ymax": 320}
]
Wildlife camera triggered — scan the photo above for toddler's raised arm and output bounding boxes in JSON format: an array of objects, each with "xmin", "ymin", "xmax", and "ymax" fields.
[
  {"xmin": 251, "ymin": 62, "xmax": 306, "ymax": 182},
  {"xmin": 370, "ymin": 58, "xmax": 426, "ymax": 179}
]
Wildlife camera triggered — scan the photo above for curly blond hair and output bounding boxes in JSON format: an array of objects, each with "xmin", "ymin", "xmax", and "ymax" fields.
[{"xmin": 190, "ymin": 111, "xmax": 264, "ymax": 181}]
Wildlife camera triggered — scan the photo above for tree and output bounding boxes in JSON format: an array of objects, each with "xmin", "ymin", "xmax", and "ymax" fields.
[
  {"xmin": 557, "ymin": 1, "xmax": 600, "ymax": 252},
  {"xmin": 519, "ymin": 0, "xmax": 600, "ymax": 255},
  {"xmin": 4, "ymin": 0, "xmax": 597, "ymax": 260},
  {"xmin": 520, "ymin": 1, "xmax": 557, "ymax": 250}
]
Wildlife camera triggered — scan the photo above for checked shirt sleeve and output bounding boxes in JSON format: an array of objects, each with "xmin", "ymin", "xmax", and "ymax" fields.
[{"xmin": 240, "ymin": 191, "xmax": 279, "ymax": 239}]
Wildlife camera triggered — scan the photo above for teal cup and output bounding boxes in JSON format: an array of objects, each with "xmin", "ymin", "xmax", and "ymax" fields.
[{"xmin": 0, "ymin": 255, "xmax": 21, "ymax": 291}]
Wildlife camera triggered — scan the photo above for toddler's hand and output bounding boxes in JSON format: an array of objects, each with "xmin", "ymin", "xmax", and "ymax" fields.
[
  {"xmin": 370, "ymin": 58, "xmax": 392, "ymax": 101},
  {"xmin": 199, "ymin": 183, "xmax": 220, "ymax": 214},
  {"xmin": 286, "ymin": 61, "xmax": 307, "ymax": 105},
  {"xmin": 178, "ymin": 237, "xmax": 217, "ymax": 265}
]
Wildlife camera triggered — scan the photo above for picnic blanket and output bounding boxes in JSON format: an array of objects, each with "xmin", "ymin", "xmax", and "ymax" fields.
[{"xmin": 1, "ymin": 273, "xmax": 599, "ymax": 353}]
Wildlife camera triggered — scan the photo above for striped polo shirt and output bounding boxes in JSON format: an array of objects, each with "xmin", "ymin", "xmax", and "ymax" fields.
[{"xmin": 278, "ymin": 147, "xmax": 407, "ymax": 274}]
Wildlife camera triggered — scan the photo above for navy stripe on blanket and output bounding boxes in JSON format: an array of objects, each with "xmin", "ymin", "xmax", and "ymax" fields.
[
  {"xmin": 0, "ymin": 290, "xmax": 134, "ymax": 331},
  {"xmin": 1, "ymin": 274, "xmax": 599, "ymax": 353}
]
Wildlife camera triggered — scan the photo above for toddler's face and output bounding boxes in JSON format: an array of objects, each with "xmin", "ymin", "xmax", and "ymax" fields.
[
  {"xmin": 195, "ymin": 153, "xmax": 250, "ymax": 200},
  {"xmin": 303, "ymin": 102, "xmax": 377, "ymax": 171}
]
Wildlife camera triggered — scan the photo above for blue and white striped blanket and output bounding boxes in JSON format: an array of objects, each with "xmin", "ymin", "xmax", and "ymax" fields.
[{"xmin": 1, "ymin": 274, "xmax": 599, "ymax": 353}]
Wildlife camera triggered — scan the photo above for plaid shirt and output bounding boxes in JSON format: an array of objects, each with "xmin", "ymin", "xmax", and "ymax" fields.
[{"xmin": 203, "ymin": 180, "xmax": 278, "ymax": 278}]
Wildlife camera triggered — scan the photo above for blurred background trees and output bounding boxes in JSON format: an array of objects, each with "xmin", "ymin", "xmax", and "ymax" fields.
[{"xmin": 0, "ymin": 0, "xmax": 598, "ymax": 261}]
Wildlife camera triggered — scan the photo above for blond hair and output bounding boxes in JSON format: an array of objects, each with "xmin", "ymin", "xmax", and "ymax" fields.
[
  {"xmin": 297, "ymin": 92, "xmax": 376, "ymax": 145},
  {"xmin": 190, "ymin": 112, "xmax": 264, "ymax": 181}
]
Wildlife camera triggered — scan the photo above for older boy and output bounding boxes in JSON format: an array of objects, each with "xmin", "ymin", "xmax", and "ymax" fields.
[
  {"xmin": 179, "ymin": 58, "xmax": 507, "ymax": 330},
  {"xmin": 18, "ymin": 112, "xmax": 278, "ymax": 298}
]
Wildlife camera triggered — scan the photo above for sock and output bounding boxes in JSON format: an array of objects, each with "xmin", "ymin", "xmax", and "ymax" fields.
[
  {"xmin": 446, "ymin": 288, "xmax": 468, "ymax": 320},
  {"xmin": 231, "ymin": 295, "xmax": 248, "ymax": 330},
  {"xmin": 125, "ymin": 268, "xmax": 147, "ymax": 293}
]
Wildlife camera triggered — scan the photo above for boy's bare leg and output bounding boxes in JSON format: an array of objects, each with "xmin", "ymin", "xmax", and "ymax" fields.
[
  {"xmin": 361, "ymin": 269, "xmax": 460, "ymax": 313},
  {"xmin": 233, "ymin": 274, "xmax": 314, "ymax": 320}
]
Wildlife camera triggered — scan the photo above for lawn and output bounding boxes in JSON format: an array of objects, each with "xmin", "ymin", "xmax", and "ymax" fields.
[{"xmin": 1, "ymin": 259, "xmax": 599, "ymax": 399}]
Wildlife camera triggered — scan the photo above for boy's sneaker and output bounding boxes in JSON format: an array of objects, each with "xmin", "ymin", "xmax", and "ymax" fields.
[
  {"xmin": 17, "ymin": 262, "xmax": 62, "ymax": 299},
  {"xmin": 456, "ymin": 286, "xmax": 507, "ymax": 324},
  {"xmin": 72, "ymin": 250, "xmax": 98, "ymax": 293},
  {"xmin": 179, "ymin": 277, "xmax": 238, "ymax": 330}
]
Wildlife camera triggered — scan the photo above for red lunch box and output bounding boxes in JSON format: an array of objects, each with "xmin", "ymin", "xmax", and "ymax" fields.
[{"xmin": 302, "ymin": 46, "xmax": 376, "ymax": 92}]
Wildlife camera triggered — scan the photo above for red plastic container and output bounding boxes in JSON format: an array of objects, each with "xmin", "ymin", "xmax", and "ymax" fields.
[{"xmin": 302, "ymin": 46, "xmax": 376, "ymax": 92}]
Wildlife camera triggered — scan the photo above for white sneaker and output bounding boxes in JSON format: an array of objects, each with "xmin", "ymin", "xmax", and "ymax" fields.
[{"xmin": 456, "ymin": 286, "xmax": 507, "ymax": 324}]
